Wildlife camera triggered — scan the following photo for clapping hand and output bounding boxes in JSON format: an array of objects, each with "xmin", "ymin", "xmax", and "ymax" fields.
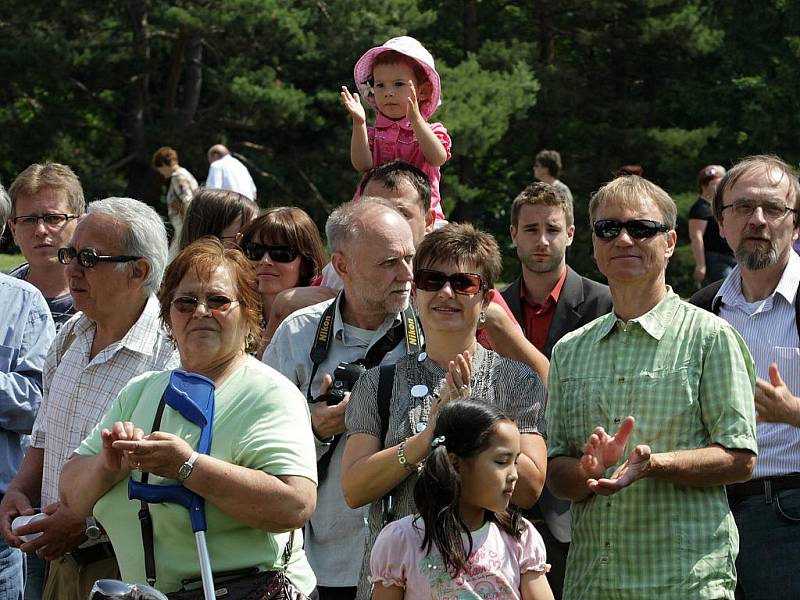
[
  {"xmin": 406, "ymin": 80, "xmax": 423, "ymax": 124},
  {"xmin": 340, "ymin": 86, "xmax": 366, "ymax": 125},
  {"xmin": 580, "ymin": 416, "xmax": 650, "ymax": 495},
  {"xmin": 755, "ymin": 363, "xmax": 800, "ymax": 426}
]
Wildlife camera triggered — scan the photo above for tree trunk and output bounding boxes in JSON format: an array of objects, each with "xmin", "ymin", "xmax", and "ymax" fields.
[
  {"xmin": 124, "ymin": 0, "xmax": 157, "ymax": 206},
  {"xmin": 164, "ymin": 24, "xmax": 189, "ymax": 114},
  {"xmin": 463, "ymin": 0, "xmax": 479, "ymax": 55},
  {"xmin": 178, "ymin": 31, "xmax": 203, "ymax": 130}
]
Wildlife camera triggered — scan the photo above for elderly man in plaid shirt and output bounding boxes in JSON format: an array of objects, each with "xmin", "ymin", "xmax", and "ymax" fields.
[
  {"xmin": 545, "ymin": 175, "xmax": 758, "ymax": 600},
  {"xmin": 0, "ymin": 197, "xmax": 178, "ymax": 600}
]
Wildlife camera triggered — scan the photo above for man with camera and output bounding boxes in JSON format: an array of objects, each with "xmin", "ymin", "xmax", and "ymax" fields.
[{"xmin": 263, "ymin": 198, "xmax": 417, "ymax": 600}]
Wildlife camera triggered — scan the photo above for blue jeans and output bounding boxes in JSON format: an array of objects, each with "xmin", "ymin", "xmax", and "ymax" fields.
[
  {"xmin": 23, "ymin": 554, "xmax": 45, "ymax": 600},
  {"xmin": 0, "ymin": 538, "xmax": 25, "ymax": 600},
  {"xmin": 732, "ymin": 487, "xmax": 800, "ymax": 599}
]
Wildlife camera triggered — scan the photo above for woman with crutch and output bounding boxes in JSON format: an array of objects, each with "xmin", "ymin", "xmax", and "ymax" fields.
[{"xmin": 60, "ymin": 237, "xmax": 318, "ymax": 598}]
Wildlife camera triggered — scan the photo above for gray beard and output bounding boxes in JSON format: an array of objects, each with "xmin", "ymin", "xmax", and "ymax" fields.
[{"xmin": 736, "ymin": 242, "xmax": 780, "ymax": 271}]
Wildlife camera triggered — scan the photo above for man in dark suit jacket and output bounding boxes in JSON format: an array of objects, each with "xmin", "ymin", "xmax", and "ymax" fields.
[{"xmin": 502, "ymin": 182, "xmax": 612, "ymax": 599}]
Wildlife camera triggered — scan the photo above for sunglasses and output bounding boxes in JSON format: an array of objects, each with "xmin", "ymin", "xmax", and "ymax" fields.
[
  {"xmin": 592, "ymin": 219, "xmax": 670, "ymax": 240},
  {"xmin": 171, "ymin": 295, "xmax": 239, "ymax": 314},
  {"xmin": 57, "ymin": 247, "xmax": 141, "ymax": 268},
  {"xmin": 414, "ymin": 269, "xmax": 485, "ymax": 295},
  {"xmin": 242, "ymin": 242, "xmax": 298, "ymax": 263}
]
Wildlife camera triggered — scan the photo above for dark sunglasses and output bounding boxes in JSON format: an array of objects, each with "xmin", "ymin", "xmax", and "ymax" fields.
[
  {"xmin": 242, "ymin": 242, "xmax": 298, "ymax": 263},
  {"xmin": 592, "ymin": 219, "xmax": 670, "ymax": 240},
  {"xmin": 171, "ymin": 295, "xmax": 238, "ymax": 314},
  {"xmin": 57, "ymin": 247, "xmax": 141, "ymax": 268},
  {"xmin": 414, "ymin": 269, "xmax": 485, "ymax": 295}
]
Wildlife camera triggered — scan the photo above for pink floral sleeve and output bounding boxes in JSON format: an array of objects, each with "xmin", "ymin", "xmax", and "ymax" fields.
[
  {"xmin": 369, "ymin": 517, "xmax": 420, "ymax": 589},
  {"xmin": 518, "ymin": 518, "xmax": 551, "ymax": 574}
]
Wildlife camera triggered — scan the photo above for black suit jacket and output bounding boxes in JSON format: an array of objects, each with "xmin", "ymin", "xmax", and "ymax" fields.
[{"xmin": 502, "ymin": 266, "xmax": 613, "ymax": 359}]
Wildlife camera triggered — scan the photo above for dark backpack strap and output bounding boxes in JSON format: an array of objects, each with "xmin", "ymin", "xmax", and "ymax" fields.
[
  {"xmin": 689, "ymin": 280, "xmax": 725, "ymax": 314},
  {"xmin": 377, "ymin": 364, "xmax": 396, "ymax": 444},
  {"xmin": 795, "ymin": 281, "xmax": 800, "ymax": 340},
  {"xmin": 139, "ymin": 394, "xmax": 168, "ymax": 585},
  {"xmin": 377, "ymin": 364, "xmax": 397, "ymax": 526}
]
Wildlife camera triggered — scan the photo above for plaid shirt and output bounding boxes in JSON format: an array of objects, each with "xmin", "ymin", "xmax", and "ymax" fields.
[
  {"xmin": 546, "ymin": 290, "xmax": 758, "ymax": 600},
  {"xmin": 32, "ymin": 295, "xmax": 179, "ymax": 506}
]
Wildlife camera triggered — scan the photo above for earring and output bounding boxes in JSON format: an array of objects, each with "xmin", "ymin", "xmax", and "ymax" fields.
[{"xmin": 479, "ymin": 311, "xmax": 486, "ymax": 325}]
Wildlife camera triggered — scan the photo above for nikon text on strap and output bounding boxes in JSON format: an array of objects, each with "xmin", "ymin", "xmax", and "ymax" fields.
[{"xmin": 305, "ymin": 291, "xmax": 420, "ymax": 400}]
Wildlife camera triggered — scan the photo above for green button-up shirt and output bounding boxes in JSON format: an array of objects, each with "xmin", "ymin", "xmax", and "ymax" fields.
[{"xmin": 546, "ymin": 289, "xmax": 758, "ymax": 600}]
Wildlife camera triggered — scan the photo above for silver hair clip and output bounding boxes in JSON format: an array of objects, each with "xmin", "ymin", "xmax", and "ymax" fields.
[{"xmin": 431, "ymin": 435, "xmax": 446, "ymax": 449}]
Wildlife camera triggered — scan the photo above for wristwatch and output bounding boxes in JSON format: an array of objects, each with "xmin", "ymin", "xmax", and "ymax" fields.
[
  {"xmin": 85, "ymin": 517, "xmax": 101, "ymax": 540},
  {"xmin": 177, "ymin": 451, "xmax": 200, "ymax": 483}
]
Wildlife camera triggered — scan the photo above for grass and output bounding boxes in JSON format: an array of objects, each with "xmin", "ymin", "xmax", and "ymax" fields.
[{"xmin": 0, "ymin": 254, "xmax": 24, "ymax": 273}]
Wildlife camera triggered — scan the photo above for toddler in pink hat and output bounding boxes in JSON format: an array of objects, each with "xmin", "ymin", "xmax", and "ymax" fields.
[{"xmin": 341, "ymin": 36, "xmax": 451, "ymax": 223}]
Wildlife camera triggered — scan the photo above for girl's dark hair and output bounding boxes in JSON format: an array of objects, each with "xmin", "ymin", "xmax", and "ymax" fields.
[
  {"xmin": 238, "ymin": 206, "xmax": 327, "ymax": 286},
  {"xmin": 413, "ymin": 399, "xmax": 521, "ymax": 577},
  {"xmin": 178, "ymin": 188, "xmax": 258, "ymax": 250}
]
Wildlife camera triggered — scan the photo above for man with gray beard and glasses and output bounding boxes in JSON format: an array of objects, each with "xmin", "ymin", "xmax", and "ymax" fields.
[
  {"xmin": 691, "ymin": 155, "xmax": 800, "ymax": 600},
  {"xmin": 264, "ymin": 198, "xmax": 417, "ymax": 600}
]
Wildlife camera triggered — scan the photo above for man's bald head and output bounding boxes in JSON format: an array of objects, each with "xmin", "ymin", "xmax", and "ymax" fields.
[
  {"xmin": 326, "ymin": 197, "xmax": 411, "ymax": 254},
  {"xmin": 207, "ymin": 144, "xmax": 230, "ymax": 164}
]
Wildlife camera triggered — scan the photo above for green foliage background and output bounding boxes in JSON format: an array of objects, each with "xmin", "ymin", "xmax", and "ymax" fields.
[{"xmin": 1, "ymin": 0, "xmax": 798, "ymax": 296}]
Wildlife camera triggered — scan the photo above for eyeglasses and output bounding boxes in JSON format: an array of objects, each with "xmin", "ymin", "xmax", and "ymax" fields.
[
  {"xmin": 242, "ymin": 242, "xmax": 298, "ymax": 263},
  {"xmin": 720, "ymin": 200, "xmax": 796, "ymax": 221},
  {"xmin": 11, "ymin": 213, "xmax": 79, "ymax": 227},
  {"xmin": 171, "ymin": 295, "xmax": 239, "ymax": 314},
  {"xmin": 57, "ymin": 247, "xmax": 141, "ymax": 268},
  {"xmin": 592, "ymin": 219, "xmax": 670, "ymax": 240},
  {"xmin": 414, "ymin": 269, "xmax": 485, "ymax": 295}
]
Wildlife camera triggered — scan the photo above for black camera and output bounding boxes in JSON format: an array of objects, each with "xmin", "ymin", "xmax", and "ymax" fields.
[{"xmin": 313, "ymin": 361, "xmax": 367, "ymax": 405}]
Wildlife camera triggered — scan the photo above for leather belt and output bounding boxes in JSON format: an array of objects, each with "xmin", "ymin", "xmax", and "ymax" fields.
[
  {"xmin": 67, "ymin": 541, "xmax": 115, "ymax": 566},
  {"xmin": 727, "ymin": 473, "xmax": 800, "ymax": 502}
]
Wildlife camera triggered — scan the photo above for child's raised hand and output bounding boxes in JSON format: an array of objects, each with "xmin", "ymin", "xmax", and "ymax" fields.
[
  {"xmin": 340, "ymin": 86, "xmax": 366, "ymax": 125},
  {"xmin": 406, "ymin": 80, "xmax": 423, "ymax": 123}
]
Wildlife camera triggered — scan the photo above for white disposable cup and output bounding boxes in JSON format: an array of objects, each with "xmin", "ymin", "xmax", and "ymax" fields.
[{"xmin": 11, "ymin": 513, "xmax": 47, "ymax": 543}]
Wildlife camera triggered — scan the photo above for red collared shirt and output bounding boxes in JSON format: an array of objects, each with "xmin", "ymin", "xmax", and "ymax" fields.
[{"xmin": 521, "ymin": 268, "xmax": 568, "ymax": 351}]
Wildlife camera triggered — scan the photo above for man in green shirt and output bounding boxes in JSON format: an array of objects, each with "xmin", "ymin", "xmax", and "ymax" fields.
[{"xmin": 545, "ymin": 175, "xmax": 758, "ymax": 600}]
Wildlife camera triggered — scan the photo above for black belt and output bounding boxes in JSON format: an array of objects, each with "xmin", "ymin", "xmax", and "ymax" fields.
[
  {"xmin": 727, "ymin": 473, "xmax": 800, "ymax": 502},
  {"xmin": 67, "ymin": 541, "xmax": 115, "ymax": 566}
]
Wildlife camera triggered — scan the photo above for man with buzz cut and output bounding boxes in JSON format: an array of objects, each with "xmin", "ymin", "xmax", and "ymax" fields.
[
  {"xmin": 546, "ymin": 174, "xmax": 758, "ymax": 599},
  {"xmin": 264, "ymin": 198, "xmax": 418, "ymax": 600},
  {"xmin": 691, "ymin": 155, "xmax": 800, "ymax": 600},
  {"xmin": 8, "ymin": 162, "xmax": 85, "ymax": 330},
  {"xmin": 502, "ymin": 182, "xmax": 611, "ymax": 598}
]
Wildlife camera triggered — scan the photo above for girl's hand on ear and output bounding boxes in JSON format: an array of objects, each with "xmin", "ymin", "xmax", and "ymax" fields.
[
  {"xmin": 340, "ymin": 86, "xmax": 366, "ymax": 125},
  {"xmin": 406, "ymin": 80, "xmax": 424, "ymax": 124}
]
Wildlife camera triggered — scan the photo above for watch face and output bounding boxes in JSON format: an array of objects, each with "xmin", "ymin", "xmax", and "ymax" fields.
[
  {"xmin": 86, "ymin": 526, "xmax": 101, "ymax": 540},
  {"xmin": 178, "ymin": 462, "xmax": 192, "ymax": 481}
]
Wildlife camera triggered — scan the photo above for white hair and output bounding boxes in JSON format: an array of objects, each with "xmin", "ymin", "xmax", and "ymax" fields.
[
  {"xmin": 0, "ymin": 183, "xmax": 9, "ymax": 234},
  {"xmin": 325, "ymin": 197, "xmax": 401, "ymax": 253},
  {"xmin": 87, "ymin": 197, "xmax": 168, "ymax": 295}
]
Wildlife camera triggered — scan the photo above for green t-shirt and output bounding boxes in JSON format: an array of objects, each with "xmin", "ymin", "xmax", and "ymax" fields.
[{"xmin": 77, "ymin": 356, "xmax": 317, "ymax": 594}]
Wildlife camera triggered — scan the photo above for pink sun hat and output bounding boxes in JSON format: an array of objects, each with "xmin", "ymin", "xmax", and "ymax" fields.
[{"xmin": 354, "ymin": 36, "xmax": 442, "ymax": 120}]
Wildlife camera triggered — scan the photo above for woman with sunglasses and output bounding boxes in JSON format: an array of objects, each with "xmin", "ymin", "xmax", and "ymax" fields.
[
  {"xmin": 341, "ymin": 223, "xmax": 548, "ymax": 599},
  {"xmin": 238, "ymin": 207, "xmax": 327, "ymax": 356},
  {"xmin": 60, "ymin": 237, "xmax": 318, "ymax": 597}
]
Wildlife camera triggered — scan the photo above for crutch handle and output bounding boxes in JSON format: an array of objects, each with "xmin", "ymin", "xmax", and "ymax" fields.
[{"xmin": 128, "ymin": 480, "xmax": 207, "ymax": 532}]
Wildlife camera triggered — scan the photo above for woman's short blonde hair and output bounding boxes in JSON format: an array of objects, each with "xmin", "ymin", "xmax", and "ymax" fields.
[{"xmin": 158, "ymin": 237, "xmax": 262, "ymax": 353}]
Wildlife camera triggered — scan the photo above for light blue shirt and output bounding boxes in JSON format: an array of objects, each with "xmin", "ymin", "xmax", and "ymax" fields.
[
  {"xmin": 0, "ymin": 273, "xmax": 55, "ymax": 493},
  {"xmin": 716, "ymin": 251, "xmax": 800, "ymax": 478}
]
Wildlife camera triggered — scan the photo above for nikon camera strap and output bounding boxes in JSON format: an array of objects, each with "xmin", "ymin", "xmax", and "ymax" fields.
[{"xmin": 305, "ymin": 291, "xmax": 420, "ymax": 400}]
